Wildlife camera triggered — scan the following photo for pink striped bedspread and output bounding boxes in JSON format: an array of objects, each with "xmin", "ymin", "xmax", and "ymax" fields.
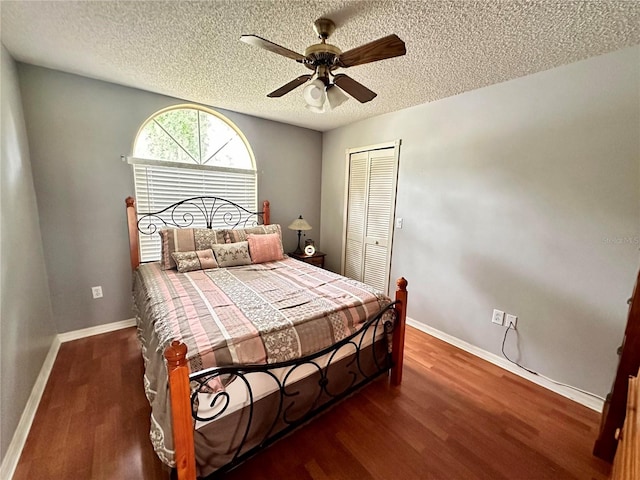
[{"xmin": 134, "ymin": 257, "xmax": 391, "ymax": 372}]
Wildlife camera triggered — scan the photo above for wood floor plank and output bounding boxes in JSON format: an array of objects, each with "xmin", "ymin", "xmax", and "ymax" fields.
[{"xmin": 13, "ymin": 326, "xmax": 610, "ymax": 479}]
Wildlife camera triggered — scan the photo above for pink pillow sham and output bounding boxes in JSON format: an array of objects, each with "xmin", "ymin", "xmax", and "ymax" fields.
[{"xmin": 247, "ymin": 233, "xmax": 284, "ymax": 264}]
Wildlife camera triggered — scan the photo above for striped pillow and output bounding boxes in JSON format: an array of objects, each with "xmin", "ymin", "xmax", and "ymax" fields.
[
  {"xmin": 225, "ymin": 224, "xmax": 283, "ymax": 252},
  {"xmin": 158, "ymin": 228, "xmax": 225, "ymax": 270}
]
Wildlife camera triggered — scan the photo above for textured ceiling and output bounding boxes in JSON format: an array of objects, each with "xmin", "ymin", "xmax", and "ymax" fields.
[{"xmin": 1, "ymin": 1, "xmax": 639, "ymax": 132}]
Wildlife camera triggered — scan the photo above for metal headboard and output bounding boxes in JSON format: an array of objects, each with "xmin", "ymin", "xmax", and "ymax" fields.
[
  {"xmin": 135, "ymin": 196, "xmax": 269, "ymax": 236},
  {"xmin": 125, "ymin": 196, "xmax": 270, "ymax": 270}
]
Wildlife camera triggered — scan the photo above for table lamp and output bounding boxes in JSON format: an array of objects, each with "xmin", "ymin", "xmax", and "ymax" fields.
[{"xmin": 288, "ymin": 215, "xmax": 312, "ymax": 254}]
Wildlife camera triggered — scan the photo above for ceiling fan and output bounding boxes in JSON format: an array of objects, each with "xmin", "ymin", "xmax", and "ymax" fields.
[{"xmin": 240, "ymin": 18, "xmax": 406, "ymax": 111}]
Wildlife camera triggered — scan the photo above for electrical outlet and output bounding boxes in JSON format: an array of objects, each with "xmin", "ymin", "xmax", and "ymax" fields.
[
  {"xmin": 506, "ymin": 313, "xmax": 518, "ymax": 330},
  {"xmin": 395, "ymin": 218, "xmax": 403, "ymax": 229},
  {"xmin": 92, "ymin": 286, "xmax": 103, "ymax": 299},
  {"xmin": 491, "ymin": 309, "xmax": 505, "ymax": 326}
]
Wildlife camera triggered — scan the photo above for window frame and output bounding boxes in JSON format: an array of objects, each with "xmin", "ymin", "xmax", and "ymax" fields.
[{"xmin": 130, "ymin": 104, "xmax": 258, "ymax": 262}]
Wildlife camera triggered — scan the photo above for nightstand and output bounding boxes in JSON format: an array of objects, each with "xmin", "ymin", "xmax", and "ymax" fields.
[{"xmin": 288, "ymin": 251, "xmax": 326, "ymax": 269}]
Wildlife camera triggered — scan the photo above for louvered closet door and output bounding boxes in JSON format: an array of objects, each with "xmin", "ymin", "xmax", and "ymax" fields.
[
  {"xmin": 343, "ymin": 145, "xmax": 399, "ymax": 295},
  {"xmin": 344, "ymin": 152, "xmax": 368, "ymax": 280},
  {"xmin": 363, "ymin": 149, "xmax": 397, "ymax": 292}
]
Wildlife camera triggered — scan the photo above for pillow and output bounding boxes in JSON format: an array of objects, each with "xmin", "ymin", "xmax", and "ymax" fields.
[
  {"xmin": 211, "ymin": 241, "xmax": 252, "ymax": 267},
  {"xmin": 159, "ymin": 228, "xmax": 225, "ymax": 270},
  {"xmin": 171, "ymin": 249, "xmax": 218, "ymax": 273},
  {"xmin": 225, "ymin": 224, "xmax": 283, "ymax": 253},
  {"xmin": 247, "ymin": 233, "xmax": 284, "ymax": 264}
]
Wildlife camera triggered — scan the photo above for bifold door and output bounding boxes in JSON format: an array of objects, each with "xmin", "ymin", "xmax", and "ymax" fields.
[{"xmin": 343, "ymin": 142, "xmax": 400, "ymax": 295}]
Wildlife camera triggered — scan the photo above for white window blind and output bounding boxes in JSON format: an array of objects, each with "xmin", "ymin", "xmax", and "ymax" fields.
[{"xmin": 133, "ymin": 161, "xmax": 257, "ymax": 262}]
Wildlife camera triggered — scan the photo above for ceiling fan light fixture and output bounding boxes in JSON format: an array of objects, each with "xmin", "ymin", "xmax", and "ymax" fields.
[
  {"xmin": 326, "ymin": 85, "xmax": 349, "ymax": 110},
  {"xmin": 303, "ymin": 78, "xmax": 326, "ymax": 108}
]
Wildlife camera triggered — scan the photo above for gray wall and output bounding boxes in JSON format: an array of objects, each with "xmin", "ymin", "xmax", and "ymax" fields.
[
  {"xmin": 18, "ymin": 64, "xmax": 322, "ymax": 333},
  {"xmin": 1, "ymin": 46, "xmax": 56, "ymax": 461},
  {"xmin": 321, "ymin": 46, "xmax": 640, "ymax": 397}
]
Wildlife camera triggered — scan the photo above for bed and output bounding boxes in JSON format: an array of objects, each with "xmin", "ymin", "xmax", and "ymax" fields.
[{"xmin": 125, "ymin": 196, "xmax": 408, "ymax": 479}]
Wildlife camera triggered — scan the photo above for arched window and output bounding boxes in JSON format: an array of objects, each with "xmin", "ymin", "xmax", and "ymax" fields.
[{"xmin": 131, "ymin": 105, "xmax": 257, "ymax": 261}]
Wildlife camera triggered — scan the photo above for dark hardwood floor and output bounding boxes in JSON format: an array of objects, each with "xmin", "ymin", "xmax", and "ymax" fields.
[{"xmin": 14, "ymin": 326, "xmax": 611, "ymax": 479}]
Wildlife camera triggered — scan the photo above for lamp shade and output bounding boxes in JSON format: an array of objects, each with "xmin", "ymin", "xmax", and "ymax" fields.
[
  {"xmin": 288, "ymin": 215, "xmax": 312, "ymax": 231},
  {"xmin": 303, "ymin": 78, "xmax": 326, "ymax": 108},
  {"xmin": 326, "ymin": 85, "xmax": 349, "ymax": 110}
]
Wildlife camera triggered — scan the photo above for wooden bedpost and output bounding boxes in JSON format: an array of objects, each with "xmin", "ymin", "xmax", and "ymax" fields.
[
  {"xmin": 126, "ymin": 197, "xmax": 140, "ymax": 271},
  {"xmin": 165, "ymin": 341, "xmax": 196, "ymax": 480},
  {"xmin": 391, "ymin": 277, "xmax": 408, "ymax": 386},
  {"xmin": 263, "ymin": 200, "xmax": 270, "ymax": 225}
]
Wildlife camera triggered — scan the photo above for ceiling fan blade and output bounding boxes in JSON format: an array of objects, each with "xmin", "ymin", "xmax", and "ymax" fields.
[
  {"xmin": 240, "ymin": 35, "xmax": 305, "ymax": 61},
  {"xmin": 338, "ymin": 34, "xmax": 406, "ymax": 68},
  {"xmin": 267, "ymin": 75, "xmax": 313, "ymax": 98},
  {"xmin": 333, "ymin": 74, "xmax": 377, "ymax": 103}
]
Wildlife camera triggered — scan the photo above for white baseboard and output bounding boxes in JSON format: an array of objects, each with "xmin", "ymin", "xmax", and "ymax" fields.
[
  {"xmin": 406, "ymin": 317, "xmax": 604, "ymax": 412},
  {"xmin": 1, "ymin": 318, "xmax": 137, "ymax": 479},
  {"xmin": 57, "ymin": 317, "xmax": 136, "ymax": 343},
  {"xmin": 0, "ymin": 336, "xmax": 60, "ymax": 480}
]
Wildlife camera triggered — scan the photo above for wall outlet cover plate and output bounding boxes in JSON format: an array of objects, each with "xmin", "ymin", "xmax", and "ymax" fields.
[{"xmin": 492, "ymin": 309, "xmax": 505, "ymax": 326}]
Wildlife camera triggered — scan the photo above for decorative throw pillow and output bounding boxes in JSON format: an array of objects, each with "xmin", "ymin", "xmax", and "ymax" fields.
[
  {"xmin": 211, "ymin": 241, "xmax": 252, "ymax": 267},
  {"xmin": 225, "ymin": 224, "xmax": 283, "ymax": 253},
  {"xmin": 159, "ymin": 228, "xmax": 225, "ymax": 270},
  {"xmin": 247, "ymin": 233, "xmax": 284, "ymax": 264},
  {"xmin": 171, "ymin": 249, "xmax": 219, "ymax": 273}
]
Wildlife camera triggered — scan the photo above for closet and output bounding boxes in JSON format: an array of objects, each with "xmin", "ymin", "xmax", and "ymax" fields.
[{"xmin": 342, "ymin": 141, "xmax": 400, "ymax": 295}]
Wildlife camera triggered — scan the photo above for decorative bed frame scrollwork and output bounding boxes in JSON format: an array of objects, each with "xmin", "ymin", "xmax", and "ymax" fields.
[
  {"xmin": 125, "ymin": 196, "xmax": 270, "ymax": 271},
  {"xmin": 125, "ymin": 196, "xmax": 407, "ymax": 480}
]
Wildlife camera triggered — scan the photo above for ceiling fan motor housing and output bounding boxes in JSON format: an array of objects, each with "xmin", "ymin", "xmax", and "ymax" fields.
[{"xmin": 303, "ymin": 43, "xmax": 342, "ymax": 71}]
